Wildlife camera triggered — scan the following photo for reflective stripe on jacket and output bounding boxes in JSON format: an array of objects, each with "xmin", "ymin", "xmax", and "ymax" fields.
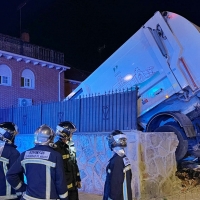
[
  {"xmin": 0, "ymin": 142, "xmax": 20, "ymax": 199},
  {"xmin": 6, "ymin": 145, "xmax": 68, "ymax": 200},
  {"xmin": 55, "ymin": 140, "xmax": 81, "ymax": 191}
]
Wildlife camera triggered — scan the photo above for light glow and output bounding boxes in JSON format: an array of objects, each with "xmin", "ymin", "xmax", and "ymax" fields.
[{"xmin": 124, "ymin": 74, "xmax": 133, "ymax": 81}]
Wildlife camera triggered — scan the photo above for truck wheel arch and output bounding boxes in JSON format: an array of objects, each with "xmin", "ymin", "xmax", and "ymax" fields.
[
  {"xmin": 146, "ymin": 111, "xmax": 196, "ymax": 138},
  {"xmin": 145, "ymin": 111, "xmax": 196, "ymax": 161}
]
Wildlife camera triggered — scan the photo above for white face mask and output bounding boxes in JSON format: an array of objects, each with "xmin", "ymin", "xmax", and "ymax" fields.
[{"xmin": 113, "ymin": 147, "xmax": 125, "ymax": 157}]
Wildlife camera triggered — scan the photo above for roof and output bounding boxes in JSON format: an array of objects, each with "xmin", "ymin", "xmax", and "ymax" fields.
[
  {"xmin": 64, "ymin": 67, "xmax": 91, "ymax": 82},
  {"xmin": 0, "ymin": 49, "xmax": 69, "ymax": 71}
]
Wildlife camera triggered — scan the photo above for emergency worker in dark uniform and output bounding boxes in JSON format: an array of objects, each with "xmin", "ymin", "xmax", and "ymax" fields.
[
  {"xmin": 55, "ymin": 121, "xmax": 81, "ymax": 200},
  {"xmin": 6, "ymin": 124, "xmax": 68, "ymax": 200},
  {"xmin": 103, "ymin": 130, "xmax": 132, "ymax": 200},
  {"xmin": 0, "ymin": 122, "xmax": 22, "ymax": 200}
]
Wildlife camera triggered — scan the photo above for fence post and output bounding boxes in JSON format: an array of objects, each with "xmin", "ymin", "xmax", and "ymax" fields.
[
  {"xmin": 12, "ymin": 105, "xmax": 13, "ymax": 121},
  {"xmin": 40, "ymin": 101, "xmax": 42, "ymax": 125}
]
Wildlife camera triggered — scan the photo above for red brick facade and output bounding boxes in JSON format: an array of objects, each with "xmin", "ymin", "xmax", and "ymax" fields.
[
  {"xmin": 64, "ymin": 80, "xmax": 80, "ymax": 97},
  {"xmin": 0, "ymin": 56, "xmax": 66, "ymax": 108}
]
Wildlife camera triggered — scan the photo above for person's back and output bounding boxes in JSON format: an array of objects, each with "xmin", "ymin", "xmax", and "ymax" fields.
[
  {"xmin": 6, "ymin": 124, "xmax": 68, "ymax": 200},
  {"xmin": 0, "ymin": 122, "xmax": 21, "ymax": 200},
  {"xmin": 16, "ymin": 145, "xmax": 67, "ymax": 199}
]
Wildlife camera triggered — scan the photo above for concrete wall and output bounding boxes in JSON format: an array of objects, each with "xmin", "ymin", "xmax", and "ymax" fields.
[{"xmin": 15, "ymin": 130, "xmax": 180, "ymax": 199}]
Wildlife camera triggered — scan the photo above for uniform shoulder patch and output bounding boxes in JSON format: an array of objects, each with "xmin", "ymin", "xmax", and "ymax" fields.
[
  {"xmin": 24, "ymin": 150, "xmax": 50, "ymax": 160},
  {"xmin": 62, "ymin": 154, "xmax": 69, "ymax": 159},
  {"xmin": 123, "ymin": 156, "xmax": 131, "ymax": 166}
]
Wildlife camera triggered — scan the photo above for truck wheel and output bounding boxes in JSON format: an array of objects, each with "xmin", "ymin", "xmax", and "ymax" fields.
[{"xmin": 154, "ymin": 124, "xmax": 188, "ymax": 161}]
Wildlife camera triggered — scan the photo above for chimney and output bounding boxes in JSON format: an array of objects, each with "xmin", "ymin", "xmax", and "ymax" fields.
[{"xmin": 21, "ymin": 30, "xmax": 30, "ymax": 42}]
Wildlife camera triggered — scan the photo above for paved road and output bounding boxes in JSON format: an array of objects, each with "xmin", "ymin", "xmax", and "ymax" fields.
[{"xmin": 79, "ymin": 192, "xmax": 102, "ymax": 200}]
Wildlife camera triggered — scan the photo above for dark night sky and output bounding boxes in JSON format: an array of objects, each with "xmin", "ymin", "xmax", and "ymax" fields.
[{"xmin": 0, "ymin": 0, "xmax": 200, "ymax": 72}]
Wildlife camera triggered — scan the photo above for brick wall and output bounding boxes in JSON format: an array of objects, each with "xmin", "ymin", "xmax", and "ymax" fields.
[
  {"xmin": 0, "ymin": 57, "xmax": 65, "ymax": 108},
  {"xmin": 64, "ymin": 80, "xmax": 80, "ymax": 97}
]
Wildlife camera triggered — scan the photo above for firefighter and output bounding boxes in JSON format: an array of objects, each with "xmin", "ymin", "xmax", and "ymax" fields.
[
  {"xmin": 0, "ymin": 122, "xmax": 22, "ymax": 200},
  {"xmin": 6, "ymin": 124, "xmax": 68, "ymax": 200},
  {"xmin": 103, "ymin": 130, "xmax": 133, "ymax": 200},
  {"xmin": 55, "ymin": 121, "xmax": 81, "ymax": 200}
]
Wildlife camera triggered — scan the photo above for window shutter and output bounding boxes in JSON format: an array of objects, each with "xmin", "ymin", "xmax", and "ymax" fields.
[{"xmin": 21, "ymin": 77, "xmax": 24, "ymax": 87}]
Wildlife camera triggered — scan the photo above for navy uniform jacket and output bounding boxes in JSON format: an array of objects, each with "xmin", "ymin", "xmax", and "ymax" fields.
[
  {"xmin": 0, "ymin": 142, "xmax": 21, "ymax": 199},
  {"xmin": 103, "ymin": 153, "xmax": 132, "ymax": 200},
  {"xmin": 6, "ymin": 145, "xmax": 68, "ymax": 200},
  {"xmin": 55, "ymin": 140, "xmax": 81, "ymax": 191}
]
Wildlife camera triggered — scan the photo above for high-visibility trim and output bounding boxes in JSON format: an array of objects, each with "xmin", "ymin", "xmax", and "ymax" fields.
[
  {"xmin": 67, "ymin": 183, "xmax": 73, "ymax": 188},
  {"xmin": 21, "ymin": 159, "xmax": 56, "ymax": 168},
  {"xmin": 46, "ymin": 165, "xmax": 51, "ymax": 199},
  {"xmin": 77, "ymin": 172, "xmax": 80, "ymax": 176},
  {"xmin": 14, "ymin": 181, "xmax": 22, "ymax": 190},
  {"xmin": 0, "ymin": 156, "xmax": 12, "ymax": 197},
  {"xmin": 123, "ymin": 173, "xmax": 128, "ymax": 200},
  {"xmin": 16, "ymin": 192, "xmax": 22, "ymax": 196},
  {"xmin": 179, "ymin": 57, "xmax": 198, "ymax": 90},
  {"xmin": 0, "ymin": 157, "xmax": 9, "ymax": 163},
  {"xmin": 107, "ymin": 168, "xmax": 111, "ymax": 173},
  {"xmin": 123, "ymin": 165, "xmax": 131, "ymax": 173},
  {"xmin": 62, "ymin": 154, "xmax": 69, "ymax": 159},
  {"xmin": 23, "ymin": 193, "xmax": 57, "ymax": 200},
  {"xmin": 21, "ymin": 159, "xmax": 56, "ymax": 199},
  {"xmin": 0, "ymin": 194, "xmax": 18, "ymax": 199},
  {"xmin": 59, "ymin": 191, "xmax": 68, "ymax": 198}
]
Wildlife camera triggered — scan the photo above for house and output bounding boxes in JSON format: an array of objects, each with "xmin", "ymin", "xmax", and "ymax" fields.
[
  {"xmin": 64, "ymin": 67, "xmax": 91, "ymax": 97},
  {"xmin": 0, "ymin": 33, "xmax": 69, "ymax": 108}
]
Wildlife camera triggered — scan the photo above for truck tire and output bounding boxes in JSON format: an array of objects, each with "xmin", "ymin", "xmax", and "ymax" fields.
[{"xmin": 154, "ymin": 124, "xmax": 188, "ymax": 161}]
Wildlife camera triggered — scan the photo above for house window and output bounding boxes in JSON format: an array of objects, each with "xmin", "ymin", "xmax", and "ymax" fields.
[
  {"xmin": 0, "ymin": 64, "xmax": 11, "ymax": 86},
  {"xmin": 21, "ymin": 69, "xmax": 35, "ymax": 89},
  {"xmin": 21, "ymin": 77, "xmax": 31, "ymax": 87},
  {"xmin": 2, "ymin": 76, "xmax": 9, "ymax": 84}
]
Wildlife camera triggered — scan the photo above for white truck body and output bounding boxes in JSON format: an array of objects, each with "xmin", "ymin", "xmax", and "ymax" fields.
[
  {"xmin": 66, "ymin": 11, "xmax": 200, "ymax": 159},
  {"xmin": 66, "ymin": 12, "xmax": 200, "ymax": 160}
]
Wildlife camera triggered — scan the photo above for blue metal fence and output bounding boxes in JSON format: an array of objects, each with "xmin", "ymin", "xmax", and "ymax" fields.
[{"xmin": 0, "ymin": 89, "xmax": 137, "ymax": 134}]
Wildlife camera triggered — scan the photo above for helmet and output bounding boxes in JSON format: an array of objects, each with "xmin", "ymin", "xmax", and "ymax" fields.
[
  {"xmin": 56, "ymin": 121, "xmax": 77, "ymax": 139},
  {"xmin": 107, "ymin": 130, "xmax": 127, "ymax": 150},
  {"xmin": 0, "ymin": 122, "xmax": 18, "ymax": 144},
  {"xmin": 34, "ymin": 124, "xmax": 55, "ymax": 145}
]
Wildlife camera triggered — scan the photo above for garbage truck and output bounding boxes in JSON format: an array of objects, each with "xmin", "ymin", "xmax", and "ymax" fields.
[{"xmin": 66, "ymin": 11, "xmax": 200, "ymax": 161}]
